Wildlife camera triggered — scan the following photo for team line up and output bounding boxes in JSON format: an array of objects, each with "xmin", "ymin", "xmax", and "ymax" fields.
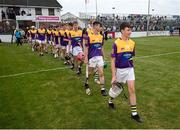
[{"xmin": 25, "ymin": 21, "xmax": 143, "ymax": 123}]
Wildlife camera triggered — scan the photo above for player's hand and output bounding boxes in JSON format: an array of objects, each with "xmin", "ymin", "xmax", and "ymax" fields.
[{"xmin": 111, "ymin": 76, "xmax": 117, "ymax": 84}]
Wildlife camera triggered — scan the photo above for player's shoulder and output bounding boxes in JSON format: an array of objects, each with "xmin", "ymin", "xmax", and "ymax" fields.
[
  {"xmin": 78, "ymin": 29, "xmax": 83, "ymax": 33},
  {"xmin": 129, "ymin": 38, "xmax": 136, "ymax": 45},
  {"xmin": 69, "ymin": 30, "xmax": 74, "ymax": 33},
  {"xmin": 114, "ymin": 38, "xmax": 121, "ymax": 44}
]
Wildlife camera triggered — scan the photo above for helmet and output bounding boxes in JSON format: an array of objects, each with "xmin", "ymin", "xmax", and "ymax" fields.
[{"xmin": 109, "ymin": 81, "xmax": 123, "ymax": 98}]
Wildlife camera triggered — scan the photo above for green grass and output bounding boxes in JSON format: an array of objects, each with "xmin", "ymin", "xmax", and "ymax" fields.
[{"xmin": 0, "ymin": 36, "xmax": 180, "ymax": 129}]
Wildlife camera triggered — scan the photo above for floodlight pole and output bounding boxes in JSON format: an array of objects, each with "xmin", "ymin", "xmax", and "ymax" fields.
[
  {"xmin": 85, "ymin": 0, "xmax": 88, "ymax": 28},
  {"xmin": 95, "ymin": 0, "xmax": 98, "ymax": 19},
  {"xmin": 147, "ymin": 0, "xmax": 151, "ymax": 36}
]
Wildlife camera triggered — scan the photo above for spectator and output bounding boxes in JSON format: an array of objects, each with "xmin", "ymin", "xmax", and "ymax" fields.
[
  {"xmin": 104, "ymin": 29, "xmax": 108, "ymax": 41},
  {"xmin": 1, "ymin": 10, "xmax": 6, "ymax": 19},
  {"xmin": 170, "ymin": 27, "xmax": 174, "ymax": 36},
  {"xmin": 11, "ymin": 27, "xmax": 16, "ymax": 44},
  {"xmin": 15, "ymin": 29, "xmax": 22, "ymax": 46}
]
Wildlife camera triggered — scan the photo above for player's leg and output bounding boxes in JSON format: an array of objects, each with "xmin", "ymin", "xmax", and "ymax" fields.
[
  {"xmin": 31, "ymin": 40, "xmax": 34, "ymax": 52},
  {"xmin": 97, "ymin": 66, "xmax": 107, "ymax": 96},
  {"xmin": 64, "ymin": 46, "xmax": 71, "ymax": 65},
  {"xmin": 58, "ymin": 46, "xmax": 61, "ymax": 59},
  {"xmin": 76, "ymin": 59, "xmax": 83, "ymax": 75},
  {"xmin": 49, "ymin": 40, "xmax": 52, "ymax": 54},
  {"xmin": 33, "ymin": 40, "xmax": 39, "ymax": 52},
  {"xmin": 54, "ymin": 44, "xmax": 59, "ymax": 58},
  {"xmin": 61, "ymin": 46, "xmax": 66, "ymax": 62},
  {"xmin": 96, "ymin": 56, "xmax": 107, "ymax": 96},
  {"xmin": 76, "ymin": 48, "xmax": 84, "ymax": 75},
  {"xmin": 39, "ymin": 41, "xmax": 44, "ymax": 56},
  {"xmin": 36, "ymin": 41, "xmax": 41, "ymax": 55},
  {"xmin": 71, "ymin": 47, "xmax": 79, "ymax": 70},
  {"xmin": 42, "ymin": 41, "xmax": 46, "ymax": 53},
  {"xmin": 45, "ymin": 41, "xmax": 48, "ymax": 53},
  {"xmin": 52, "ymin": 43, "xmax": 56, "ymax": 56},
  {"xmin": 94, "ymin": 68, "xmax": 100, "ymax": 84},
  {"xmin": 127, "ymin": 80, "xmax": 143, "ymax": 123},
  {"xmin": 108, "ymin": 68, "xmax": 126, "ymax": 109},
  {"xmin": 127, "ymin": 68, "xmax": 143, "ymax": 123},
  {"xmin": 84, "ymin": 56, "xmax": 98, "ymax": 95}
]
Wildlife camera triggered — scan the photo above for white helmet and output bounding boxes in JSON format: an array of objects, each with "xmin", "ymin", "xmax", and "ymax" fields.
[{"xmin": 109, "ymin": 81, "xmax": 123, "ymax": 98}]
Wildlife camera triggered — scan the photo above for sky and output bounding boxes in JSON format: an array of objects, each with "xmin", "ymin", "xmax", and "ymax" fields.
[{"xmin": 58, "ymin": 0, "xmax": 180, "ymax": 16}]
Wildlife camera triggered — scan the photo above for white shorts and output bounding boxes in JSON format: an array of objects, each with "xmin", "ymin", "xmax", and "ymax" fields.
[
  {"xmin": 89, "ymin": 56, "xmax": 104, "ymax": 68},
  {"xmin": 37, "ymin": 40, "xmax": 45, "ymax": 44},
  {"xmin": 72, "ymin": 46, "xmax": 83, "ymax": 56},
  {"xmin": 116, "ymin": 68, "xmax": 135, "ymax": 84},
  {"xmin": 31, "ymin": 39, "xmax": 36, "ymax": 44}
]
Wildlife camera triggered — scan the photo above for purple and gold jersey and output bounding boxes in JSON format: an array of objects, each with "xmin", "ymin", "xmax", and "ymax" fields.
[
  {"xmin": 86, "ymin": 33, "xmax": 104, "ymax": 59},
  {"xmin": 27, "ymin": 30, "xmax": 30, "ymax": 37},
  {"xmin": 46, "ymin": 29, "xmax": 52, "ymax": 41},
  {"xmin": 87, "ymin": 28, "xmax": 93, "ymax": 35},
  {"xmin": 59, "ymin": 30, "xmax": 65, "ymax": 46},
  {"xmin": 69, "ymin": 30, "xmax": 83, "ymax": 48},
  {"xmin": 62, "ymin": 30, "xmax": 69, "ymax": 46},
  {"xmin": 83, "ymin": 28, "xmax": 93, "ymax": 43},
  {"xmin": 111, "ymin": 38, "xmax": 135, "ymax": 69},
  {"xmin": 37, "ymin": 28, "xmax": 46, "ymax": 41},
  {"xmin": 30, "ymin": 29, "xmax": 37, "ymax": 40},
  {"xmin": 53, "ymin": 30, "xmax": 60, "ymax": 45}
]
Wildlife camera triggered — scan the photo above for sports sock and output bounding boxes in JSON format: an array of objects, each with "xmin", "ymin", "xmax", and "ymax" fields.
[{"xmin": 131, "ymin": 105, "xmax": 138, "ymax": 116}]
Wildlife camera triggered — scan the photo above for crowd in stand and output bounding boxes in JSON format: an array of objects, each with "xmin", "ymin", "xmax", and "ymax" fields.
[
  {"xmin": 97, "ymin": 14, "xmax": 180, "ymax": 32},
  {"xmin": 0, "ymin": 10, "xmax": 180, "ymax": 35}
]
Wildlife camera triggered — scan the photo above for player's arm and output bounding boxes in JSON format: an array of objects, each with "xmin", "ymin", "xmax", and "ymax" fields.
[
  {"xmin": 84, "ymin": 46, "xmax": 89, "ymax": 64},
  {"xmin": 102, "ymin": 36, "xmax": 105, "ymax": 59},
  {"xmin": 45, "ymin": 32, "xmax": 47, "ymax": 43},
  {"xmin": 50, "ymin": 32, "xmax": 52, "ymax": 42},
  {"xmin": 82, "ymin": 29, "xmax": 87, "ymax": 50},
  {"xmin": 29, "ymin": 31, "xmax": 32, "ymax": 39},
  {"xmin": 84, "ymin": 36, "xmax": 90, "ymax": 64},
  {"xmin": 58, "ymin": 32, "xmax": 61, "ymax": 45},
  {"xmin": 53, "ymin": 33, "xmax": 56, "ymax": 44},
  {"xmin": 64, "ymin": 32, "xmax": 69, "ymax": 42},
  {"xmin": 59, "ymin": 32, "xmax": 61, "ymax": 45},
  {"xmin": 130, "ymin": 45, "xmax": 136, "ymax": 61},
  {"xmin": 35, "ymin": 31, "xmax": 38, "ymax": 40},
  {"xmin": 111, "ymin": 43, "xmax": 117, "ymax": 83},
  {"xmin": 67, "ymin": 33, "xmax": 72, "ymax": 54},
  {"xmin": 132, "ymin": 46, "xmax": 135, "ymax": 57}
]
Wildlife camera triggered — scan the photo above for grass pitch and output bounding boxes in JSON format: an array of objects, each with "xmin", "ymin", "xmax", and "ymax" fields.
[{"xmin": 0, "ymin": 36, "xmax": 180, "ymax": 129}]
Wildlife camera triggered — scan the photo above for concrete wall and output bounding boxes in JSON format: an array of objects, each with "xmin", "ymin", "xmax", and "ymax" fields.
[
  {"xmin": 0, "ymin": 35, "xmax": 14, "ymax": 43},
  {"xmin": 115, "ymin": 31, "xmax": 170, "ymax": 38},
  {"xmin": 0, "ymin": 31, "xmax": 171, "ymax": 43}
]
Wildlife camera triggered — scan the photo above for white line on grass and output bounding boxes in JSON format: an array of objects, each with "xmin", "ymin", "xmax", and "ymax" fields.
[
  {"xmin": 135, "ymin": 51, "xmax": 180, "ymax": 59},
  {"xmin": 0, "ymin": 51, "xmax": 180, "ymax": 79},
  {"xmin": 0, "ymin": 67, "xmax": 68, "ymax": 78}
]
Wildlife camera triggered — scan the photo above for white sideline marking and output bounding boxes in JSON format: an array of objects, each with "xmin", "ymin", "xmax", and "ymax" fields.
[
  {"xmin": 0, "ymin": 51, "xmax": 180, "ymax": 79},
  {"xmin": 136, "ymin": 51, "xmax": 180, "ymax": 59},
  {"xmin": 0, "ymin": 67, "xmax": 68, "ymax": 78}
]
